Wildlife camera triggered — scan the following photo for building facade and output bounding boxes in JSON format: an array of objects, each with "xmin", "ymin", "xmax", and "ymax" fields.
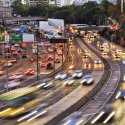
[
  {"xmin": 0, "ymin": 7, "xmax": 13, "ymax": 17},
  {"xmin": 21, "ymin": 0, "xmax": 49, "ymax": 5},
  {"xmin": 55, "ymin": 0, "xmax": 74, "ymax": 7}
]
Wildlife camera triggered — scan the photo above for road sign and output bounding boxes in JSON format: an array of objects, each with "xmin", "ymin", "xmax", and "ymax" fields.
[
  {"xmin": 12, "ymin": 34, "xmax": 22, "ymax": 42},
  {"xmin": 50, "ymin": 38, "xmax": 67, "ymax": 43},
  {"xmin": 19, "ymin": 28, "xmax": 25, "ymax": 35}
]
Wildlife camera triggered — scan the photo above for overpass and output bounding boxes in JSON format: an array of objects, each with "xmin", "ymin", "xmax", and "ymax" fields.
[{"xmin": 0, "ymin": 16, "xmax": 47, "ymax": 22}]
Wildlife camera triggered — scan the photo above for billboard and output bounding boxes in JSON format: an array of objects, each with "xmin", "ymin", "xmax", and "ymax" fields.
[{"xmin": 23, "ymin": 33, "xmax": 35, "ymax": 42}]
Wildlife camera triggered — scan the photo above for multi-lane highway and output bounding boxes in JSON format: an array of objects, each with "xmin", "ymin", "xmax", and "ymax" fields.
[
  {"xmin": 0, "ymin": 25, "xmax": 125, "ymax": 125},
  {"xmin": 0, "ymin": 37, "xmax": 96, "ymax": 125},
  {"xmin": 14, "ymin": 36, "xmax": 105, "ymax": 125},
  {"xmin": 55, "ymin": 30, "xmax": 123, "ymax": 125}
]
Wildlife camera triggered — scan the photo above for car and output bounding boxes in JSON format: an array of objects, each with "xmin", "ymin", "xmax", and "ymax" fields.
[
  {"xmin": 113, "ymin": 54, "xmax": 120, "ymax": 58},
  {"xmin": 0, "ymin": 51, "xmax": 3, "ymax": 55},
  {"xmin": 102, "ymin": 51, "xmax": 108, "ymax": 55},
  {"xmin": 4, "ymin": 62, "xmax": 12, "ymax": 67},
  {"xmin": 47, "ymin": 55, "xmax": 53, "ymax": 61},
  {"xmin": 5, "ymin": 53, "xmax": 10, "ymax": 58},
  {"xmin": 18, "ymin": 48, "xmax": 23, "ymax": 53},
  {"xmin": 55, "ymin": 72, "xmax": 67, "ymax": 80},
  {"xmin": 78, "ymin": 48, "xmax": 82, "ymax": 53},
  {"xmin": 94, "ymin": 59, "xmax": 102, "ymax": 64},
  {"xmin": 80, "ymin": 74, "xmax": 94, "ymax": 85},
  {"xmin": 47, "ymin": 47, "xmax": 53, "ymax": 52},
  {"xmin": 91, "ymin": 105, "xmax": 114, "ymax": 124},
  {"xmin": 83, "ymin": 54, "xmax": 88, "ymax": 58},
  {"xmin": 69, "ymin": 65, "xmax": 74, "ymax": 70},
  {"xmin": 123, "ymin": 60, "xmax": 125, "ymax": 65},
  {"xmin": 59, "ymin": 112, "xmax": 84, "ymax": 125},
  {"xmin": 25, "ymin": 69, "xmax": 35, "ymax": 75},
  {"xmin": 72, "ymin": 70, "xmax": 83, "ymax": 79},
  {"xmin": 9, "ymin": 58, "xmax": 17, "ymax": 63},
  {"xmin": 29, "ymin": 57, "xmax": 36, "ymax": 62},
  {"xmin": 110, "ymin": 43, "xmax": 115, "ymax": 48},
  {"xmin": 37, "ymin": 79, "xmax": 54, "ymax": 89},
  {"xmin": 123, "ymin": 74, "xmax": 125, "ymax": 82},
  {"xmin": 0, "ymin": 70, "xmax": 4, "ymax": 75},
  {"xmin": 14, "ymin": 43, "xmax": 19, "ymax": 47},
  {"xmin": 22, "ymin": 53, "xmax": 28, "ymax": 58},
  {"xmin": 8, "ymin": 73, "xmax": 24, "ymax": 80},
  {"xmin": 38, "ymin": 55, "xmax": 42, "ymax": 58},
  {"xmin": 63, "ymin": 78, "xmax": 75, "ymax": 86},
  {"xmin": 84, "ymin": 61, "xmax": 91, "ymax": 68},
  {"xmin": 85, "ymin": 49, "xmax": 90, "ymax": 53},
  {"xmin": 96, "ymin": 41, "xmax": 101, "ymax": 47},
  {"xmin": 115, "ymin": 48, "xmax": 122, "ymax": 53},
  {"xmin": 55, "ymin": 58, "xmax": 60, "ymax": 63},
  {"xmin": 12, "ymin": 51, "xmax": 18, "ymax": 55},
  {"xmin": 40, "ymin": 61, "xmax": 48, "ymax": 67},
  {"xmin": 46, "ymin": 62, "xmax": 53, "ymax": 70},
  {"xmin": 0, "ymin": 66, "xmax": 3, "ymax": 70},
  {"xmin": 11, "ymin": 46, "xmax": 15, "ymax": 51},
  {"xmin": 4, "ymin": 79, "xmax": 21, "ymax": 89},
  {"xmin": 115, "ymin": 89, "xmax": 125, "ymax": 99},
  {"xmin": 57, "ymin": 50, "xmax": 62, "ymax": 55},
  {"xmin": 17, "ymin": 104, "xmax": 47, "ymax": 122}
]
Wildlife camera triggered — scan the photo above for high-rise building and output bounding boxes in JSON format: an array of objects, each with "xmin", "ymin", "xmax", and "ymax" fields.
[
  {"xmin": 49, "ymin": 0, "xmax": 56, "ymax": 4},
  {"xmin": 55, "ymin": 0, "xmax": 74, "ymax": 7},
  {"xmin": 21, "ymin": 0, "xmax": 49, "ymax": 5}
]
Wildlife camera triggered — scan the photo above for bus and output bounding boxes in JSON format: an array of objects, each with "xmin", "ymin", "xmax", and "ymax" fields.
[{"xmin": 0, "ymin": 87, "xmax": 40, "ymax": 118}]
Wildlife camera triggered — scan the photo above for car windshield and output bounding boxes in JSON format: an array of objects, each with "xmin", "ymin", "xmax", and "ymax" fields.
[
  {"xmin": 60, "ymin": 72, "xmax": 65, "ymax": 75},
  {"xmin": 84, "ymin": 75, "xmax": 92, "ymax": 79},
  {"xmin": 75, "ymin": 70, "xmax": 82, "ymax": 73}
]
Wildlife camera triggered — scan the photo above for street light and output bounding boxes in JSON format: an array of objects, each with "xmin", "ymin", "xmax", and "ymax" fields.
[
  {"xmin": 35, "ymin": 30, "xmax": 41, "ymax": 81},
  {"xmin": 0, "ymin": 26, "xmax": 9, "ymax": 92}
]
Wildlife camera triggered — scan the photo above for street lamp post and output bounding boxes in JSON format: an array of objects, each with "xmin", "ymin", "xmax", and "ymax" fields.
[
  {"xmin": 36, "ymin": 38, "xmax": 39, "ymax": 81},
  {"xmin": 35, "ymin": 30, "xmax": 41, "ymax": 81},
  {"xmin": 1, "ymin": 26, "xmax": 9, "ymax": 92},
  {"xmin": 53, "ymin": 42, "xmax": 56, "ymax": 72}
]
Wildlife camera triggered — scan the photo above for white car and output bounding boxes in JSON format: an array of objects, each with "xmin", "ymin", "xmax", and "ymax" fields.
[
  {"xmin": 11, "ymin": 46, "xmax": 15, "ymax": 51},
  {"xmin": 17, "ymin": 104, "xmax": 47, "ymax": 122},
  {"xmin": 78, "ymin": 48, "xmax": 82, "ymax": 53},
  {"xmin": 113, "ymin": 54, "xmax": 120, "ymax": 58},
  {"xmin": 63, "ymin": 79, "xmax": 75, "ymax": 86},
  {"xmin": 94, "ymin": 59, "xmax": 102, "ymax": 64},
  {"xmin": 4, "ymin": 62, "xmax": 12, "ymax": 67},
  {"xmin": 80, "ymin": 74, "xmax": 94, "ymax": 85},
  {"xmin": 85, "ymin": 49, "xmax": 90, "ymax": 53},
  {"xmin": 55, "ymin": 72, "xmax": 67, "ymax": 80},
  {"xmin": 72, "ymin": 70, "xmax": 83, "ymax": 79},
  {"xmin": 102, "ymin": 51, "xmax": 108, "ymax": 55},
  {"xmin": 123, "ymin": 60, "xmax": 125, "ymax": 65},
  {"xmin": 4, "ymin": 79, "xmax": 21, "ymax": 89},
  {"xmin": 37, "ymin": 80, "xmax": 54, "ymax": 89},
  {"xmin": 115, "ymin": 49, "xmax": 122, "ymax": 52},
  {"xmin": 59, "ymin": 112, "xmax": 84, "ymax": 125},
  {"xmin": 9, "ymin": 73, "xmax": 24, "ymax": 80}
]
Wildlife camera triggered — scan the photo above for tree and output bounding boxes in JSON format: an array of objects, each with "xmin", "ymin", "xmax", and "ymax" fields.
[{"xmin": 11, "ymin": 0, "xmax": 23, "ymax": 15}]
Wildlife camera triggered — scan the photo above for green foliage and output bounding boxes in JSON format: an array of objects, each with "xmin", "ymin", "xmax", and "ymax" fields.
[{"xmin": 11, "ymin": 0, "xmax": 119, "ymax": 24}]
